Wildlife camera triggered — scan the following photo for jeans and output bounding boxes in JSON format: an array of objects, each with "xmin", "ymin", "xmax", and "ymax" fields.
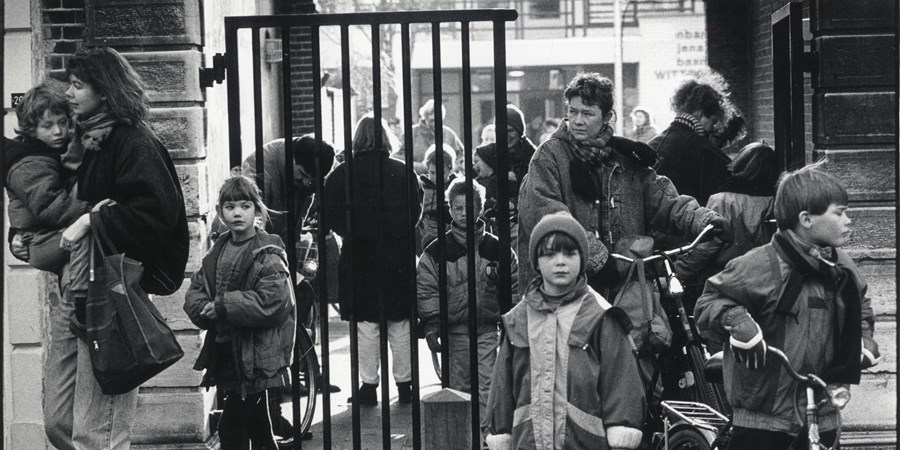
[
  {"xmin": 447, "ymin": 331, "xmax": 499, "ymax": 430},
  {"xmin": 357, "ymin": 320, "xmax": 411, "ymax": 385},
  {"xmin": 44, "ymin": 236, "xmax": 139, "ymax": 450}
]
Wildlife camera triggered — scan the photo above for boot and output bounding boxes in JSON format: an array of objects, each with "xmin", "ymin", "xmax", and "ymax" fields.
[
  {"xmin": 397, "ymin": 381, "xmax": 412, "ymax": 404},
  {"xmin": 316, "ymin": 375, "xmax": 341, "ymax": 393},
  {"xmin": 348, "ymin": 383, "xmax": 378, "ymax": 406}
]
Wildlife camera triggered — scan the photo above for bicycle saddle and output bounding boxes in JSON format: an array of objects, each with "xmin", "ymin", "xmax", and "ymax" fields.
[{"xmin": 705, "ymin": 351, "xmax": 724, "ymax": 384}]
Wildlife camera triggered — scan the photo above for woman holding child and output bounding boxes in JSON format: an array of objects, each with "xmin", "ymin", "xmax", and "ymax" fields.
[{"xmin": 42, "ymin": 47, "xmax": 188, "ymax": 450}]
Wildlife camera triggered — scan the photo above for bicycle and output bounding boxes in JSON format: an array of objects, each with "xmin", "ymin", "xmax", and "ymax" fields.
[
  {"xmin": 610, "ymin": 224, "xmax": 729, "ymax": 449},
  {"xmin": 660, "ymin": 346, "xmax": 849, "ymax": 450}
]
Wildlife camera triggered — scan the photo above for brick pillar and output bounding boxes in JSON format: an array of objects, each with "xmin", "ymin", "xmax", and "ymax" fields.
[{"xmin": 280, "ymin": 0, "xmax": 317, "ymax": 135}]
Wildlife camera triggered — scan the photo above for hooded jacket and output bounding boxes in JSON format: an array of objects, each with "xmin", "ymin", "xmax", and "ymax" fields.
[
  {"xmin": 517, "ymin": 123, "xmax": 717, "ymax": 292},
  {"xmin": 485, "ymin": 279, "xmax": 645, "ymax": 449},
  {"xmin": 183, "ymin": 231, "xmax": 295, "ymax": 395}
]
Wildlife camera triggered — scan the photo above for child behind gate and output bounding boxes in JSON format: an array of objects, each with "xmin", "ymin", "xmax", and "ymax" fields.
[{"xmin": 184, "ymin": 174, "xmax": 295, "ymax": 450}]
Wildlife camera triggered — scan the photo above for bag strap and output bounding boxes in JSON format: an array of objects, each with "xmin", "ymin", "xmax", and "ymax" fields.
[
  {"xmin": 91, "ymin": 215, "xmax": 119, "ymax": 256},
  {"xmin": 613, "ymin": 259, "xmax": 653, "ymax": 321}
]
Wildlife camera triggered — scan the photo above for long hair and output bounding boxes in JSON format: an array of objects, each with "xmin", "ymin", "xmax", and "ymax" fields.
[
  {"xmin": 15, "ymin": 83, "xmax": 70, "ymax": 137},
  {"xmin": 66, "ymin": 47, "xmax": 150, "ymax": 126},
  {"xmin": 217, "ymin": 170, "xmax": 272, "ymax": 227},
  {"xmin": 351, "ymin": 114, "xmax": 397, "ymax": 155}
]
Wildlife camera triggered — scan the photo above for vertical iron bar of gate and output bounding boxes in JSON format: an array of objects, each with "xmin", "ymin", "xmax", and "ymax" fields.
[
  {"xmin": 492, "ymin": 22, "xmax": 511, "ymax": 314},
  {"xmin": 225, "ymin": 19, "xmax": 242, "ymax": 172},
  {"xmin": 0, "ymin": 5, "xmax": 6, "ymax": 444},
  {"xmin": 370, "ymin": 23, "xmax": 393, "ymax": 449},
  {"xmin": 460, "ymin": 21, "xmax": 481, "ymax": 450},
  {"xmin": 400, "ymin": 22, "xmax": 423, "ymax": 450},
  {"xmin": 309, "ymin": 23, "xmax": 334, "ymax": 449},
  {"xmin": 252, "ymin": 30, "xmax": 265, "ymax": 190},
  {"xmin": 339, "ymin": 23, "xmax": 363, "ymax": 450},
  {"xmin": 431, "ymin": 21, "xmax": 451, "ymax": 385},
  {"xmin": 281, "ymin": 25, "xmax": 302, "ymax": 450}
]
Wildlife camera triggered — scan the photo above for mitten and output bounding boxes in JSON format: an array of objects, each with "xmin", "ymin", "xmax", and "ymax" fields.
[
  {"xmin": 584, "ymin": 234, "xmax": 610, "ymax": 275},
  {"xmin": 861, "ymin": 336, "xmax": 881, "ymax": 369},
  {"xmin": 705, "ymin": 214, "xmax": 733, "ymax": 243},
  {"xmin": 725, "ymin": 309, "xmax": 767, "ymax": 369},
  {"xmin": 425, "ymin": 332, "xmax": 441, "ymax": 353}
]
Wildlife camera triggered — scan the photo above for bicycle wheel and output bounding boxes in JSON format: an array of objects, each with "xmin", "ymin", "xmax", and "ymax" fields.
[
  {"xmin": 293, "ymin": 327, "xmax": 318, "ymax": 438},
  {"xmin": 657, "ymin": 426, "xmax": 711, "ymax": 450}
]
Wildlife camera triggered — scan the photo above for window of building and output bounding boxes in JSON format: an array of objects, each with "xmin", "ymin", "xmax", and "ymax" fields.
[{"xmin": 529, "ymin": 1, "xmax": 560, "ymax": 19}]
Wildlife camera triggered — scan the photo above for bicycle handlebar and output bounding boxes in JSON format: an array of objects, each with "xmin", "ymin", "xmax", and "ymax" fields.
[
  {"xmin": 611, "ymin": 223, "xmax": 717, "ymax": 264},
  {"xmin": 767, "ymin": 346, "xmax": 828, "ymax": 390}
]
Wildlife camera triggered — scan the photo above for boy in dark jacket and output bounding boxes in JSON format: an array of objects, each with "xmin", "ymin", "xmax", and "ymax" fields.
[
  {"xmin": 417, "ymin": 178, "xmax": 518, "ymax": 432},
  {"xmin": 5, "ymin": 84, "xmax": 89, "ymax": 273},
  {"xmin": 695, "ymin": 162, "xmax": 880, "ymax": 450},
  {"xmin": 485, "ymin": 212, "xmax": 644, "ymax": 450}
]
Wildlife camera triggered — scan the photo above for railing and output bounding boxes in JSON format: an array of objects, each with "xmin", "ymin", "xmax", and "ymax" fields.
[{"xmin": 223, "ymin": 9, "xmax": 518, "ymax": 450}]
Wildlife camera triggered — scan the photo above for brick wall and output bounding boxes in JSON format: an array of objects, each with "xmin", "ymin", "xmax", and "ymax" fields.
[
  {"xmin": 280, "ymin": 0, "xmax": 317, "ymax": 135},
  {"xmin": 42, "ymin": 0, "xmax": 86, "ymax": 77}
]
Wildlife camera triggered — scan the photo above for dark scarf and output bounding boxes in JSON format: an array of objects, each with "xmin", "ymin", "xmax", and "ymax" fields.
[
  {"xmin": 772, "ymin": 231, "xmax": 862, "ymax": 384},
  {"xmin": 719, "ymin": 176, "xmax": 776, "ymax": 197},
  {"xmin": 61, "ymin": 112, "xmax": 120, "ymax": 171}
]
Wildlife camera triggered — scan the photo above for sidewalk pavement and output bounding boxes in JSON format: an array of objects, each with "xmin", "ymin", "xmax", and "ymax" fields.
[{"xmin": 283, "ymin": 311, "xmax": 456, "ymax": 449}]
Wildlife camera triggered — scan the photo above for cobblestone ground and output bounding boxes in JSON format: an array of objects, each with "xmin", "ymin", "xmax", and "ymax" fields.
[{"xmin": 283, "ymin": 309, "xmax": 447, "ymax": 449}]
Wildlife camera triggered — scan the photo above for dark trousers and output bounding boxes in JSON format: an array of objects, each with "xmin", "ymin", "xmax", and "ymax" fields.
[
  {"xmin": 218, "ymin": 391, "xmax": 278, "ymax": 450},
  {"xmin": 728, "ymin": 426, "xmax": 838, "ymax": 450}
]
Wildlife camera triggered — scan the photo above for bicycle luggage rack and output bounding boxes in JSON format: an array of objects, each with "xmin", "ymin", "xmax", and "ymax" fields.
[{"xmin": 661, "ymin": 400, "xmax": 729, "ymax": 433}]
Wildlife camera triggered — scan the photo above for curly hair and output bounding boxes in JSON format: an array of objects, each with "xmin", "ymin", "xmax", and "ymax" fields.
[
  {"xmin": 670, "ymin": 71, "xmax": 731, "ymax": 118},
  {"xmin": 15, "ymin": 83, "xmax": 69, "ymax": 138},
  {"xmin": 66, "ymin": 47, "xmax": 150, "ymax": 126},
  {"xmin": 563, "ymin": 73, "xmax": 614, "ymax": 114}
]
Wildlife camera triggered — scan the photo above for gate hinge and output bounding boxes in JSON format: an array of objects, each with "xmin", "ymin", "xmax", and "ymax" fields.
[{"xmin": 199, "ymin": 53, "xmax": 226, "ymax": 89}]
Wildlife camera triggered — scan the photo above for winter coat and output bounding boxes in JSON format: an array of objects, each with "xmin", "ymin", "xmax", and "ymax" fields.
[
  {"xmin": 418, "ymin": 172, "xmax": 456, "ymax": 248},
  {"xmin": 417, "ymin": 222, "xmax": 519, "ymax": 335},
  {"xmin": 77, "ymin": 124, "xmax": 189, "ymax": 295},
  {"xmin": 322, "ymin": 150, "xmax": 424, "ymax": 322},
  {"xmin": 517, "ymin": 125, "xmax": 717, "ymax": 292},
  {"xmin": 508, "ymin": 138, "xmax": 537, "ymax": 192},
  {"xmin": 695, "ymin": 230, "xmax": 874, "ymax": 435},
  {"xmin": 395, "ymin": 122, "xmax": 465, "ymax": 174},
  {"xmin": 4, "ymin": 135, "xmax": 88, "ymax": 231},
  {"xmin": 485, "ymin": 279, "xmax": 645, "ymax": 449},
  {"xmin": 653, "ymin": 120, "xmax": 731, "ymax": 206},
  {"xmin": 184, "ymin": 231, "xmax": 295, "ymax": 395},
  {"xmin": 676, "ymin": 191, "xmax": 774, "ymax": 287}
]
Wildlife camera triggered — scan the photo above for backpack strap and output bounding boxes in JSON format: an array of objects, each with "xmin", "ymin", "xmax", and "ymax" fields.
[{"xmin": 767, "ymin": 244, "xmax": 801, "ymax": 323}]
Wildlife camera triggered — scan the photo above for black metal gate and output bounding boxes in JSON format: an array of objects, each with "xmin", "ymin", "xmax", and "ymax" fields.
[{"xmin": 222, "ymin": 9, "xmax": 518, "ymax": 449}]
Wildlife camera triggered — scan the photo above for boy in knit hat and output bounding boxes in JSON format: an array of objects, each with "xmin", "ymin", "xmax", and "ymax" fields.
[
  {"xmin": 485, "ymin": 212, "xmax": 644, "ymax": 450},
  {"xmin": 475, "ymin": 143, "xmax": 519, "ymax": 252}
]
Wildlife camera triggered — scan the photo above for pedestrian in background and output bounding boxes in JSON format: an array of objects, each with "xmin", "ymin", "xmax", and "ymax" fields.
[
  {"xmin": 323, "ymin": 114, "xmax": 424, "ymax": 406},
  {"xmin": 394, "ymin": 99, "xmax": 464, "ymax": 175},
  {"xmin": 417, "ymin": 178, "xmax": 518, "ymax": 436},
  {"xmin": 651, "ymin": 71, "xmax": 734, "ymax": 206},
  {"xmin": 626, "ymin": 106, "xmax": 657, "ymax": 143}
]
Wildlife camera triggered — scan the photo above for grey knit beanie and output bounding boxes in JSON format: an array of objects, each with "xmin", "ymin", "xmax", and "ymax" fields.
[
  {"xmin": 528, "ymin": 212, "xmax": 589, "ymax": 274},
  {"xmin": 506, "ymin": 104, "xmax": 526, "ymax": 136}
]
